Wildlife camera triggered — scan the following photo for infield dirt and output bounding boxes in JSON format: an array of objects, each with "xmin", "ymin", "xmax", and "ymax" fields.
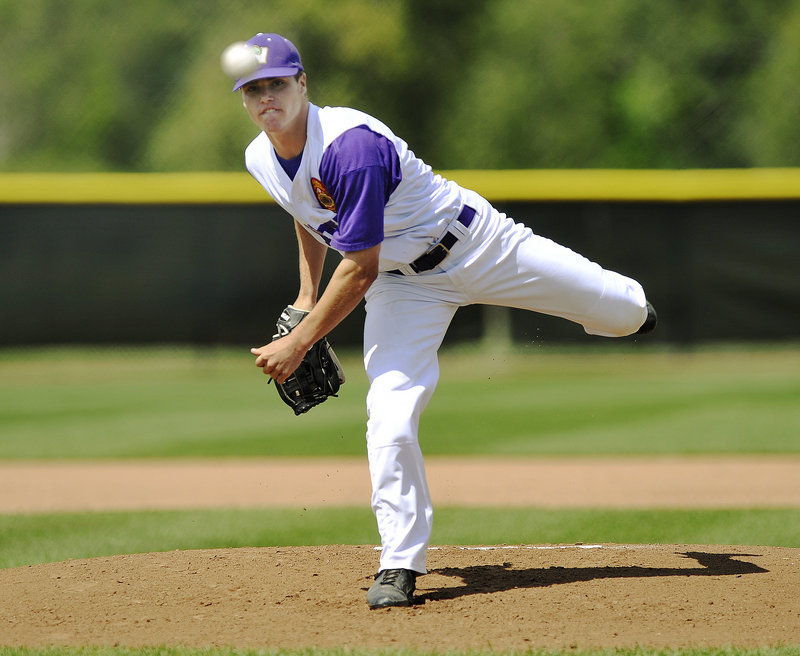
[{"xmin": 2, "ymin": 457, "xmax": 799, "ymax": 650}]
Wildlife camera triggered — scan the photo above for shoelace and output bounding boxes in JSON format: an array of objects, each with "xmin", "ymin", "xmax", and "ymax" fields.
[{"xmin": 378, "ymin": 569, "xmax": 405, "ymax": 584}]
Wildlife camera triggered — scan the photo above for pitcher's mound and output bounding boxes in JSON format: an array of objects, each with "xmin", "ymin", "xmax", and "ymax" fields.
[{"xmin": 2, "ymin": 544, "xmax": 798, "ymax": 650}]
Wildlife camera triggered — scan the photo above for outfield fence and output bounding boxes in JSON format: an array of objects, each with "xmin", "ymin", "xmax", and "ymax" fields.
[{"xmin": 2, "ymin": 169, "xmax": 798, "ymax": 347}]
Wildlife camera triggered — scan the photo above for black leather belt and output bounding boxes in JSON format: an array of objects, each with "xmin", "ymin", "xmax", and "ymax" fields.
[{"xmin": 388, "ymin": 205, "xmax": 476, "ymax": 275}]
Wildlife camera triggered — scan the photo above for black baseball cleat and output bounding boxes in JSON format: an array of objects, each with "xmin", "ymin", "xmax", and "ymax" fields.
[
  {"xmin": 366, "ymin": 568, "xmax": 417, "ymax": 608},
  {"xmin": 636, "ymin": 301, "xmax": 658, "ymax": 335}
]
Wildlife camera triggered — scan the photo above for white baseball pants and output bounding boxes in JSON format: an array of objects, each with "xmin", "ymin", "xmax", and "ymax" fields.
[{"xmin": 362, "ymin": 190, "xmax": 648, "ymax": 574}]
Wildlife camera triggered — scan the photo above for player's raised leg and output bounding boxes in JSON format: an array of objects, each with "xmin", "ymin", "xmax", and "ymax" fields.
[{"xmin": 451, "ymin": 200, "xmax": 652, "ymax": 337}]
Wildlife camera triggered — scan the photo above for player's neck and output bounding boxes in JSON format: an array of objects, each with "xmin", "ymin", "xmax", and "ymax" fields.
[{"xmin": 267, "ymin": 102, "xmax": 309, "ymax": 160}]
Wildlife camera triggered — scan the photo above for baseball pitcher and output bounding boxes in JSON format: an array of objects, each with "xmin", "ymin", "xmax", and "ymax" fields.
[{"xmin": 228, "ymin": 33, "xmax": 657, "ymax": 609}]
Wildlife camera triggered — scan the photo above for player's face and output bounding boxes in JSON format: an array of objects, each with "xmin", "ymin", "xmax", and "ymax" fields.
[{"xmin": 241, "ymin": 74, "xmax": 308, "ymax": 139}]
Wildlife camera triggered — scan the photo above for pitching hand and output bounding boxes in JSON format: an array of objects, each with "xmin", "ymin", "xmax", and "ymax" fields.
[{"xmin": 250, "ymin": 336, "xmax": 306, "ymax": 384}]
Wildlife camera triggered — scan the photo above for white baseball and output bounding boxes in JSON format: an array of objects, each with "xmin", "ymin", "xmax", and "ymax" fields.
[{"xmin": 220, "ymin": 42, "xmax": 260, "ymax": 78}]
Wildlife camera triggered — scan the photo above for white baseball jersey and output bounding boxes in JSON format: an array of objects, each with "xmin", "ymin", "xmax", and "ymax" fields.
[{"xmin": 245, "ymin": 103, "xmax": 465, "ymax": 270}]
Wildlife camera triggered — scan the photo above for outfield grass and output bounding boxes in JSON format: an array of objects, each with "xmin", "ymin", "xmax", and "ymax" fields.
[
  {"xmin": 2, "ymin": 343, "xmax": 799, "ymax": 570},
  {"xmin": 1, "ymin": 507, "xmax": 800, "ymax": 570},
  {"xmin": 1, "ymin": 343, "xmax": 798, "ymax": 458}
]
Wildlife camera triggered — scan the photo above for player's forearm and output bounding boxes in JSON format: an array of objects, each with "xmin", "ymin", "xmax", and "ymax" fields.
[
  {"xmin": 290, "ymin": 246, "xmax": 379, "ymax": 351},
  {"xmin": 293, "ymin": 220, "xmax": 327, "ymax": 310}
]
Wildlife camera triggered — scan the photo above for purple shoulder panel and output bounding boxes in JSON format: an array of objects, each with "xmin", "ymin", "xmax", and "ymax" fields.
[{"xmin": 318, "ymin": 126, "xmax": 402, "ymax": 252}]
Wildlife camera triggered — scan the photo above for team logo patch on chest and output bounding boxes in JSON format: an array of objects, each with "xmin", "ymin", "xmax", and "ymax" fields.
[{"xmin": 311, "ymin": 178, "xmax": 336, "ymax": 212}]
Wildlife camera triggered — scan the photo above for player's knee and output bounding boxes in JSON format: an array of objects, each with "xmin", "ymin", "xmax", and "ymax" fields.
[
  {"xmin": 366, "ymin": 387, "xmax": 430, "ymax": 449},
  {"xmin": 584, "ymin": 299, "xmax": 650, "ymax": 338}
]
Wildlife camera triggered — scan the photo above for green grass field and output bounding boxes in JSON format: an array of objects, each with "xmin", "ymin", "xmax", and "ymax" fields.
[
  {"xmin": 2, "ymin": 343, "xmax": 799, "ymax": 458},
  {"xmin": 2, "ymin": 343, "xmax": 799, "ymax": 564},
  {"xmin": 2, "ymin": 507, "xmax": 800, "ymax": 570},
  {"xmin": 2, "ymin": 344, "xmax": 799, "ymax": 656}
]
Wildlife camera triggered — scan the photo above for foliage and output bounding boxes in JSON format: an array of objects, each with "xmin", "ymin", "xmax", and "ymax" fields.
[{"xmin": 1, "ymin": 0, "xmax": 799, "ymax": 172}]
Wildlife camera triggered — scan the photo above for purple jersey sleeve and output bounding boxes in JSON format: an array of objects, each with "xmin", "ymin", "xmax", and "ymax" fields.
[{"xmin": 319, "ymin": 126, "xmax": 402, "ymax": 252}]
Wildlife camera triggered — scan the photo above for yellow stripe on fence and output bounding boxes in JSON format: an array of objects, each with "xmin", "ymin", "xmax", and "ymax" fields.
[
  {"xmin": 446, "ymin": 168, "xmax": 800, "ymax": 201},
  {"xmin": 1, "ymin": 168, "xmax": 799, "ymax": 204},
  {"xmin": 0, "ymin": 172, "xmax": 267, "ymax": 205}
]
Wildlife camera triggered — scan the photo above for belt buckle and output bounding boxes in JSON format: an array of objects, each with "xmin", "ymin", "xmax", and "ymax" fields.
[
  {"xmin": 410, "ymin": 241, "xmax": 450, "ymax": 273},
  {"xmin": 426, "ymin": 241, "xmax": 450, "ymax": 259}
]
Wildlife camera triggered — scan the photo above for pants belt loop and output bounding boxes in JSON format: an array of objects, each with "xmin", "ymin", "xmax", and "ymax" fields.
[
  {"xmin": 394, "ymin": 263, "xmax": 419, "ymax": 276},
  {"xmin": 448, "ymin": 214, "xmax": 472, "ymax": 240}
]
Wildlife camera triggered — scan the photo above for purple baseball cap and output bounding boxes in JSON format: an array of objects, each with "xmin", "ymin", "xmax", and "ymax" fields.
[{"xmin": 232, "ymin": 33, "xmax": 304, "ymax": 91}]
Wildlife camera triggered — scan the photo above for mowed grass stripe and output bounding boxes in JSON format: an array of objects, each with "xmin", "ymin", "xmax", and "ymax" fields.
[
  {"xmin": 1, "ymin": 345, "xmax": 798, "ymax": 458},
  {"xmin": 2, "ymin": 507, "xmax": 800, "ymax": 569}
]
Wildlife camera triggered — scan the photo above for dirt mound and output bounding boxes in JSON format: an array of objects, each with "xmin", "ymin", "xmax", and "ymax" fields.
[{"xmin": 2, "ymin": 543, "xmax": 799, "ymax": 650}]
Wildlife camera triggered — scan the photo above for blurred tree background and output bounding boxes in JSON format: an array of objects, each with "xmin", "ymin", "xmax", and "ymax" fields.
[{"xmin": 1, "ymin": 0, "xmax": 799, "ymax": 173}]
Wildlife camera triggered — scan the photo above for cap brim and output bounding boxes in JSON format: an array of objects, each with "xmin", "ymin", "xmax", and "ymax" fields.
[{"xmin": 232, "ymin": 65, "xmax": 302, "ymax": 91}]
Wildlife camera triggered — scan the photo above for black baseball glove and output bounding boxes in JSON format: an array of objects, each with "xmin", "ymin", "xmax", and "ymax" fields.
[{"xmin": 269, "ymin": 305, "xmax": 345, "ymax": 415}]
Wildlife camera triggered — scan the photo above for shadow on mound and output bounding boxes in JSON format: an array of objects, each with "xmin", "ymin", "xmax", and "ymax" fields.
[{"xmin": 422, "ymin": 551, "xmax": 768, "ymax": 603}]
